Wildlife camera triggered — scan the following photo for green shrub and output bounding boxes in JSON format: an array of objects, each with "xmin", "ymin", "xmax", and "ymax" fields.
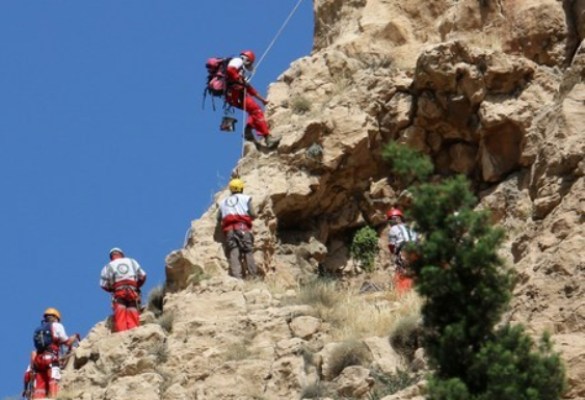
[{"xmin": 350, "ymin": 226, "xmax": 379, "ymax": 272}]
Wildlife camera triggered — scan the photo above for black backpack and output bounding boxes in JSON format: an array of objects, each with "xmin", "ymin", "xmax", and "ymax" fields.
[{"xmin": 33, "ymin": 321, "xmax": 54, "ymax": 352}]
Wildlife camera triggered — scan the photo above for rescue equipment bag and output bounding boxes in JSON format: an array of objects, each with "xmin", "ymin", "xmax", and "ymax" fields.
[
  {"xmin": 33, "ymin": 322, "xmax": 53, "ymax": 352},
  {"xmin": 205, "ymin": 57, "xmax": 231, "ymax": 97}
]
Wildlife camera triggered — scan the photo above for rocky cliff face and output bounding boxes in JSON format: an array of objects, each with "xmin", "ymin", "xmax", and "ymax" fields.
[{"xmin": 61, "ymin": 0, "xmax": 584, "ymax": 399}]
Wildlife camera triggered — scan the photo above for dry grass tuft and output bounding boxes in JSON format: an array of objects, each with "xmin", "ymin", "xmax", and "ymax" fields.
[
  {"xmin": 156, "ymin": 312, "xmax": 175, "ymax": 334},
  {"xmin": 296, "ymin": 279, "xmax": 342, "ymax": 309},
  {"xmin": 325, "ymin": 286, "xmax": 422, "ymax": 341},
  {"xmin": 242, "ymin": 276, "xmax": 288, "ymax": 297},
  {"xmin": 369, "ymin": 368, "xmax": 421, "ymax": 398},
  {"xmin": 327, "ymin": 340, "xmax": 371, "ymax": 378},
  {"xmin": 283, "ymin": 279, "xmax": 422, "ymax": 342},
  {"xmin": 290, "ymin": 96, "xmax": 312, "ymax": 114},
  {"xmin": 147, "ymin": 284, "xmax": 165, "ymax": 317},
  {"xmin": 389, "ymin": 313, "xmax": 422, "ymax": 361}
]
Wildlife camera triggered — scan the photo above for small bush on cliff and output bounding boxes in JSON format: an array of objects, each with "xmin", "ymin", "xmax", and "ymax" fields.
[
  {"xmin": 147, "ymin": 284, "xmax": 165, "ymax": 317},
  {"xmin": 291, "ymin": 95, "xmax": 312, "ymax": 114},
  {"xmin": 294, "ymin": 278, "xmax": 341, "ymax": 308},
  {"xmin": 327, "ymin": 340, "xmax": 371, "ymax": 378},
  {"xmin": 156, "ymin": 312, "xmax": 175, "ymax": 333},
  {"xmin": 369, "ymin": 368, "xmax": 420, "ymax": 399},
  {"xmin": 350, "ymin": 226, "xmax": 379, "ymax": 272},
  {"xmin": 384, "ymin": 142, "xmax": 566, "ymax": 400},
  {"xmin": 389, "ymin": 314, "xmax": 421, "ymax": 362}
]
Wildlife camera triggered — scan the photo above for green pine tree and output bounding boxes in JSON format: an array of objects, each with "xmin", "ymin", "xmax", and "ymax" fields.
[{"xmin": 383, "ymin": 142, "xmax": 565, "ymax": 400}]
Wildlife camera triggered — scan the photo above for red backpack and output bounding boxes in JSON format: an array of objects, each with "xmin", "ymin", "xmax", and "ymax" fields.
[{"xmin": 203, "ymin": 57, "xmax": 232, "ymax": 109}]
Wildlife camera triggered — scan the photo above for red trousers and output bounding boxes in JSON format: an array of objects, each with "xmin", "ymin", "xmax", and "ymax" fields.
[
  {"xmin": 112, "ymin": 297, "xmax": 140, "ymax": 332},
  {"xmin": 32, "ymin": 371, "xmax": 58, "ymax": 399},
  {"xmin": 226, "ymin": 90, "xmax": 270, "ymax": 137},
  {"xmin": 393, "ymin": 271, "xmax": 413, "ymax": 295},
  {"xmin": 32, "ymin": 353, "xmax": 59, "ymax": 399}
]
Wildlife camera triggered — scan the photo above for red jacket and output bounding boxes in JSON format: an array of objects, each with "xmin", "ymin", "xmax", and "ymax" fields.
[{"xmin": 226, "ymin": 57, "xmax": 259, "ymax": 97}]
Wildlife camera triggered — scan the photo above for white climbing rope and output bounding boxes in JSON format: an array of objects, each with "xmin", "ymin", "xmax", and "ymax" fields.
[
  {"xmin": 250, "ymin": 0, "xmax": 306, "ymax": 82},
  {"xmin": 239, "ymin": 0, "xmax": 306, "ymax": 156}
]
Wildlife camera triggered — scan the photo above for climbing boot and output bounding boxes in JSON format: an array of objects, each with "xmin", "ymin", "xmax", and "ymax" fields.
[
  {"xmin": 244, "ymin": 125, "xmax": 255, "ymax": 142},
  {"xmin": 263, "ymin": 135, "xmax": 281, "ymax": 149}
]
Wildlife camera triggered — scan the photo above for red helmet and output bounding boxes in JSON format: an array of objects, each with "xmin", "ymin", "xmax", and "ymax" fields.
[
  {"xmin": 240, "ymin": 50, "xmax": 256, "ymax": 64},
  {"xmin": 386, "ymin": 208, "xmax": 404, "ymax": 219}
]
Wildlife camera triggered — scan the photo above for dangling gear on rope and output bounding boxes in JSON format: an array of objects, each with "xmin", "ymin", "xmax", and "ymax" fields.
[{"xmin": 220, "ymin": 116, "xmax": 238, "ymax": 132}]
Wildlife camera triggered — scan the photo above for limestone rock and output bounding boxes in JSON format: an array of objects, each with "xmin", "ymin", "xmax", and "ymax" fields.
[
  {"xmin": 290, "ymin": 316, "xmax": 322, "ymax": 339},
  {"xmin": 333, "ymin": 366, "xmax": 374, "ymax": 398}
]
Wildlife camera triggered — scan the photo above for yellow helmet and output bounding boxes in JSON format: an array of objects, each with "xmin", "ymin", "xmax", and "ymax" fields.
[
  {"xmin": 229, "ymin": 178, "xmax": 244, "ymax": 193},
  {"xmin": 44, "ymin": 307, "xmax": 61, "ymax": 321}
]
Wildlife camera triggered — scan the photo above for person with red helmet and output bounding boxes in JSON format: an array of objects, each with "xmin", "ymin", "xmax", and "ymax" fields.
[
  {"xmin": 100, "ymin": 247, "xmax": 147, "ymax": 332},
  {"xmin": 225, "ymin": 50, "xmax": 280, "ymax": 149},
  {"xmin": 387, "ymin": 208, "xmax": 418, "ymax": 293},
  {"xmin": 30, "ymin": 308, "xmax": 79, "ymax": 399}
]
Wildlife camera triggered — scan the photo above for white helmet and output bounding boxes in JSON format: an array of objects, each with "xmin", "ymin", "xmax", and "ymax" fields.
[{"xmin": 109, "ymin": 247, "xmax": 124, "ymax": 258}]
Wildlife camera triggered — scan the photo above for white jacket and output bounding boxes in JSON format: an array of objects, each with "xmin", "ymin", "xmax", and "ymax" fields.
[
  {"xmin": 388, "ymin": 223, "xmax": 418, "ymax": 254},
  {"xmin": 100, "ymin": 257, "xmax": 146, "ymax": 292}
]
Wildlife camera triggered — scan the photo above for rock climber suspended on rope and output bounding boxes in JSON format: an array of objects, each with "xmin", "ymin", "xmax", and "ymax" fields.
[
  {"xmin": 225, "ymin": 50, "xmax": 280, "ymax": 149},
  {"xmin": 204, "ymin": 0, "xmax": 306, "ymax": 149}
]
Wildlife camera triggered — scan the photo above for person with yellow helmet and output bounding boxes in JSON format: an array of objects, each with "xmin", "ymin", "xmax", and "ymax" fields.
[
  {"xmin": 100, "ymin": 247, "xmax": 147, "ymax": 332},
  {"xmin": 217, "ymin": 178, "xmax": 259, "ymax": 279},
  {"xmin": 29, "ymin": 308, "xmax": 79, "ymax": 399}
]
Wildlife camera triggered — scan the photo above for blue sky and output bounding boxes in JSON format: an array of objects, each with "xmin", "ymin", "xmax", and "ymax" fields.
[{"xmin": 0, "ymin": 1, "xmax": 313, "ymax": 397}]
